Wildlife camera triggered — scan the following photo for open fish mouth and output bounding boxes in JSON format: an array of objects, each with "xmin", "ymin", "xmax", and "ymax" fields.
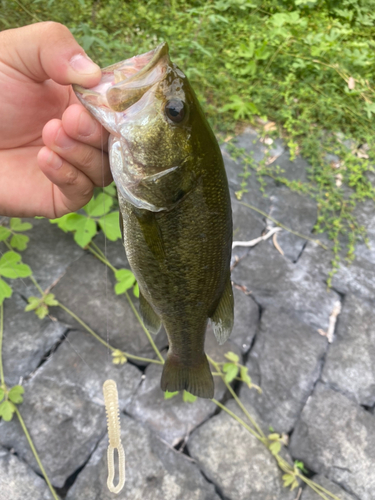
[{"xmin": 73, "ymin": 42, "xmax": 170, "ymax": 113}]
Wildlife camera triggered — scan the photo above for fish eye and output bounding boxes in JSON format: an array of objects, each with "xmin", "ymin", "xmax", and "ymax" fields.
[{"xmin": 165, "ymin": 99, "xmax": 186, "ymax": 123}]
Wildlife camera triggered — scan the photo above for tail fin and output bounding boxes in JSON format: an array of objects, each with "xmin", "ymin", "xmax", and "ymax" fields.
[{"xmin": 160, "ymin": 353, "xmax": 214, "ymax": 399}]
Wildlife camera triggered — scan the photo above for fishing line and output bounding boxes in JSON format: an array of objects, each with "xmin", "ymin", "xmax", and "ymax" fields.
[
  {"xmin": 100, "ymin": 126, "xmax": 110, "ymax": 367},
  {"xmin": 100, "ymin": 126, "xmax": 126, "ymax": 494}
]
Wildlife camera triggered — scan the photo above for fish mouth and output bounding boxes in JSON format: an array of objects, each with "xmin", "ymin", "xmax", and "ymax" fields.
[{"xmin": 73, "ymin": 42, "xmax": 169, "ymax": 113}]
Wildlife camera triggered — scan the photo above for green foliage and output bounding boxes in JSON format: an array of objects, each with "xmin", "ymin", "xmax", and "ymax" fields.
[
  {"xmin": 50, "ymin": 192, "xmax": 121, "ymax": 248},
  {"xmin": 0, "ymin": 251, "xmax": 32, "ymax": 305},
  {"xmin": 114, "ymin": 269, "xmax": 136, "ymax": 295},
  {"xmin": 0, "ymin": 218, "xmax": 32, "ymax": 251},
  {"xmin": 0, "ymin": 385, "xmax": 24, "ymax": 422},
  {"xmin": 112, "ymin": 349, "xmax": 127, "ymax": 364},
  {"xmin": 163, "ymin": 390, "xmax": 197, "ymax": 403},
  {"xmin": 164, "ymin": 390, "xmax": 179, "ymax": 400},
  {"xmin": 25, "ymin": 293, "xmax": 58, "ymax": 319}
]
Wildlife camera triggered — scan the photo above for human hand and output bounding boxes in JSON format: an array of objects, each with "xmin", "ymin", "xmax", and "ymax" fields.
[{"xmin": 0, "ymin": 22, "xmax": 112, "ymax": 218}]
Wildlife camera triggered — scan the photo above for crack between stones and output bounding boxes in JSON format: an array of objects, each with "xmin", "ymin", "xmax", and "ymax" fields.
[
  {"xmin": 288, "ymin": 292, "xmax": 346, "ymax": 441},
  {"xmin": 54, "ymin": 429, "xmax": 107, "ymax": 498}
]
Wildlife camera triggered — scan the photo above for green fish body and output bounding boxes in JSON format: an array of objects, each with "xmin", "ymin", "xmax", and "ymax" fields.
[{"xmin": 74, "ymin": 43, "xmax": 233, "ymax": 399}]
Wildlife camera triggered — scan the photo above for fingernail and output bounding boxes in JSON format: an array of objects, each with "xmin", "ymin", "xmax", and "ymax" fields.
[
  {"xmin": 55, "ymin": 128, "xmax": 75, "ymax": 149},
  {"xmin": 69, "ymin": 53, "xmax": 100, "ymax": 75},
  {"xmin": 47, "ymin": 151, "xmax": 63, "ymax": 170},
  {"xmin": 78, "ymin": 111, "xmax": 96, "ymax": 136}
]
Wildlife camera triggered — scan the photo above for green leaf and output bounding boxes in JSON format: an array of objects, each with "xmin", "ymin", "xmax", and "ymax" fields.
[
  {"xmin": 10, "ymin": 234, "xmax": 29, "ymax": 251},
  {"xmin": 35, "ymin": 305, "xmax": 49, "ymax": 319},
  {"xmin": 49, "ymin": 214, "xmax": 71, "ymax": 233},
  {"xmin": 0, "ymin": 227, "xmax": 11, "ymax": 241},
  {"xmin": 63, "ymin": 215, "xmax": 97, "ymax": 248},
  {"xmin": 164, "ymin": 390, "xmax": 179, "ymax": 400},
  {"xmin": 84, "ymin": 193, "xmax": 113, "ymax": 217},
  {"xmin": 240, "ymin": 365, "xmax": 252, "ymax": 386},
  {"xmin": 268, "ymin": 433, "xmax": 280, "ymax": 441},
  {"xmin": 290, "ymin": 479, "xmax": 299, "ymax": 490},
  {"xmin": 0, "ymin": 279, "xmax": 12, "ymax": 305},
  {"xmin": 269, "ymin": 441, "xmax": 281, "ymax": 455},
  {"xmin": 0, "ymin": 400, "xmax": 15, "ymax": 421},
  {"xmin": 0, "ymin": 251, "xmax": 32, "ymax": 279},
  {"xmin": 10, "ymin": 218, "xmax": 32, "ymax": 232},
  {"xmin": 183, "ymin": 391, "xmax": 197, "ymax": 403},
  {"xmin": 8, "ymin": 385, "xmax": 24, "ymax": 404},
  {"xmin": 0, "ymin": 388, "xmax": 4, "ymax": 402},
  {"xmin": 133, "ymin": 282, "xmax": 139, "ymax": 298},
  {"xmin": 25, "ymin": 296, "xmax": 41, "ymax": 312},
  {"xmin": 114, "ymin": 269, "xmax": 135, "ymax": 295},
  {"xmin": 44, "ymin": 293, "xmax": 58, "ymax": 306},
  {"xmin": 112, "ymin": 349, "xmax": 127, "ymax": 365},
  {"xmin": 282, "ymin": 473, "xmax": 295, "ymax": 487},
  {"xmin": 222, "ymin": 362, "xmax": 239, "ymax": 382},
  {"xmin": 294, "ymin": 460, "xmax": 308, "ymax": 474},
  {"xmin": 224, "ymin": 351, "xmax": 240, "ymax": 363},
  {"xmin": 104, "ymin": 183, "xmax": 117, "ymax": 197},
  {"xmin": 98, "ymin": 211, "xmax": 121, "ymax": 241}
]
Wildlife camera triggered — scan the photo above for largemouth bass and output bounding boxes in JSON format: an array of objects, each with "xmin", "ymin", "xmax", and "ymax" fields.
[{"xmin": 74, "ymin": 43, "xmax": 233, "ymax": 399}]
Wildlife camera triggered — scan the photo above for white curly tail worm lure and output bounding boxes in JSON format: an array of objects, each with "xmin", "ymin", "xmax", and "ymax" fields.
[{"xmin": 103, "ymin": 379, "xmax": 125, "ymax": 494}]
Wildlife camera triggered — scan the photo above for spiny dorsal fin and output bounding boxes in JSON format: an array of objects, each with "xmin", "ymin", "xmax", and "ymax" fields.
[
  {"xmin": 139, "ymin": 290, "xmax": 161, "ymax": 334},
  {"xmin": 210, "ymin": 274, "xmax": 234, "ymax": 345}
]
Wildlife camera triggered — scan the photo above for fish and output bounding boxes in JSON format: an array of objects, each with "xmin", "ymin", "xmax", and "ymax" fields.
[{"xmin": 74, "ymin": 43, "xmax": 233, "ymax": 399}]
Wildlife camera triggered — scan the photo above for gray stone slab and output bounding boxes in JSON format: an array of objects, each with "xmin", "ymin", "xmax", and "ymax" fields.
[
  {"xmin": 0, "ymin": 329, "xmax": 141, "ymax": 488},
  {"xmin": 301, "ymin": 474, "xmax": 357, "ymax": 500},
  {"xmin": 266, "ymin": 186, "xmax": 317, "ymax": 262},
  {"xmin": 230, "ymin": 287, "xmax": 259, "ymax": 354},
  {"xmin": 49, "ymin": 251, "xmax": 168, "ymax": 365},
  {"xmin": 322, "ymin": 294, "xmax": 375, "ymax": 407},
  {"xmin": 289, "ymin": 383, "xmax": 375, "ymax": 500},
  {"xmin": 127, "ymin": 326, "xmax": 242, "ymax": 446},
  {"xmin": 298, "ymin": 235, "xmax": 375, "ymax": 302},
  {"xmin": 0, "ymin": 447, "xmax": 55, "ymax": 500},
  {"xmin": 2, "ymin": 292, "xmax": 67, "ymax": 386},
  {"xmin": 66, "ymin": 414, "xmax": 221, "ymax": 500},
  {"xmin": 187, "ymin": 400, "xmax": 295, "ymax": 500},
  {"xmin": 11, "ymin": 217, "xmax": 84, "ymax": 297},
  {"xmin": 240, "ymin": 308, "xmax": 327, "ymax": 433},
  {"xmin": 232, "ymin": 240, "xmax": 340, "ymax": 332},
  {"xmin": 224, "ymin": 130, "xmax": 317, "ymax": 262},
  {"xmin": 268, "ymin": 150, "xmax": 310, "ymax": 183}
]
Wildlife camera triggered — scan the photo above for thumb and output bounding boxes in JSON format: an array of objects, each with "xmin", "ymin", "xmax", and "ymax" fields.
[{"xmin": 0, "ymin": 22, "xmax": 101, "ymax": 87}]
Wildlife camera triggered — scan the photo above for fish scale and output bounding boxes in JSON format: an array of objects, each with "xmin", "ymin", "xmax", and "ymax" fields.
[{"xmin": 74, "ymin": 42, "xmax": 234, "ymax": 399}]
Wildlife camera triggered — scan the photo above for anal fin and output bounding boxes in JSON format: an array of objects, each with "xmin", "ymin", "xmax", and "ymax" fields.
[
  {"xmin": 139, "ymin": 291, "xmax": 161, "ymax": 334},
  {"xmin": 210, "ymin": 274, "xmax": 234, "ymax": 345}
]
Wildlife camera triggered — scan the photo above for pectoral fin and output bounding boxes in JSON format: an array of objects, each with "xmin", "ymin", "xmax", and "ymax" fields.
[
  {"xmin": 134, "ymin": 209, "xmax": 165, "ymax": 261},
  {"xmin": 210, "ymin": 274, "xmax": 234, "ymax": 345},
  {"xmin": 139, "ymin": 291, "xmax": 161, "ymax": 334}
]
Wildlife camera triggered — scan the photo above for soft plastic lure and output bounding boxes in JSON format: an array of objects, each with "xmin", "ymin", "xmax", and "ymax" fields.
[{"xmin": 102, "ymin": 379, "xmax": 125, "ymax": 494}]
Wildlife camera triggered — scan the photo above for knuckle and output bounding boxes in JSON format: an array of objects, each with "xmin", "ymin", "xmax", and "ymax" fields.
[
  {"xmin": 64, "ymin": 167, "xmax": 79, "ymax": 186},
  {"xmin": 81, "ymin": 147, "xmax": 97, "ymax": 168}
]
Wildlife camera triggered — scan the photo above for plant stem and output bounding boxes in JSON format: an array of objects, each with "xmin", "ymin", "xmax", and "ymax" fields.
[
  {"xmin": 87, "ymin": 245, "xmax": 117, "ymax": 273},
  {"xmin": 15, "ymin": 408, "xmax": 59, "ymax": 500},
  {"xmin": 0, "ymin": 303, "xmax": 4, "ymax": 386},
  {"xmin": 57, "ymin": 302, "xmax": 163, "ymax": 365},
  {"xmin": 208, "ymin": 355, "xmax": 265, "ymax": 440},
  {"xmin": 87, "ymin": 244, "xmax": 165, "ymax": 364},
  {"xmin": 89, "ymin": 241, "xmax": 107, "ymax": 261},
  {"xmin": 124, "ymin": 291, "xmax": 165, "ymax": 364},
  {"xmin": 211, "ymin": 398, "xmax": 265, "ymax": 443},
  {"xmin": 239, "ymin": 201, "xmax": 328, "ymax": 250},
  {"xmin": 29, "ymin": 275, "xmax": 44, "ymax": 296}
]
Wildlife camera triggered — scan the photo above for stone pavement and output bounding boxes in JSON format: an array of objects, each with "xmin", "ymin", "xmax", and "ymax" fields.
[{"xmin": 0, "ymin": 128, "xmax": 374, "ymax": 499}]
